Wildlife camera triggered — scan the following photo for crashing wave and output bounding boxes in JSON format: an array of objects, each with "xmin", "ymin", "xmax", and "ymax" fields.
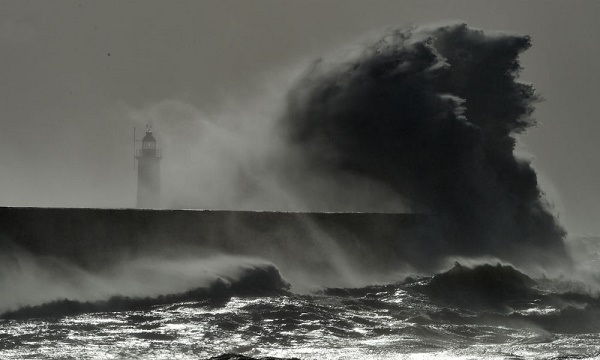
[{"xmin": 1, "ymin": 262, "xmax": 290, "ymax": 319}]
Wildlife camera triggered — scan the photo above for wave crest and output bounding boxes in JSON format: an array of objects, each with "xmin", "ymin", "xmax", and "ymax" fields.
[{"xmin": 0, "ymin": 251, "xmax": 290, "ymax": 319}]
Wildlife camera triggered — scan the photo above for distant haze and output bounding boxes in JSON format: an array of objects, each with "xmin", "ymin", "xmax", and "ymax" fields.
[{"xmin": 1, "ymin": 1, "xmax": 599, "ymax": 235}]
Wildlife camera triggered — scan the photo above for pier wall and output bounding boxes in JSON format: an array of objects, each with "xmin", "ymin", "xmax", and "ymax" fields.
[{"xmin": 0, "ymin": 207, "xmax": 431, "ymax": 274}]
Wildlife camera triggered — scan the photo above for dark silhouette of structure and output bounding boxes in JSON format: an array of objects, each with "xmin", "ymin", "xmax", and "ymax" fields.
[{"xmin": 136, "ymin": 126, "xmax": 161, "ymax": 208}]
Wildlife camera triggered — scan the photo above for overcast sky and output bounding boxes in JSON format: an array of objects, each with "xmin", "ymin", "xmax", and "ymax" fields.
[{"xmin": 1, "ymin": 0, "xmax": 599, "ymax": 235}]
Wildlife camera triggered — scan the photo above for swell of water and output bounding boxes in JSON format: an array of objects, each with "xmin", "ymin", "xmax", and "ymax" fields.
[
  {"xmin": 0, "ymin": 249, "xmax": 289, "ymax": 315},
  {"xmin": 2, "ymin": 262, "xmax": 600, "ymax": 359}
]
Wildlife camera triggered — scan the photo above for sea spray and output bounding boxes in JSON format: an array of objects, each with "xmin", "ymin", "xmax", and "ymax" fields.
[
  {"xmin": 281, "ymin": 23, "xmax": 568, "ymax": 269},
  {"xmin": 0, "ymin": 23, "xmax": 575, "ymax": 303},
  {"xmin": 125, "ymin": 23, "xmax": 569, "ymax": 274}
]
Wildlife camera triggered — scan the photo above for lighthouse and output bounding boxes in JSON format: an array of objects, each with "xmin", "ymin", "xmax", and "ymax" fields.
[{"xmin": 136, "ymin": 125, "xmax": 162, "ymax": 208}]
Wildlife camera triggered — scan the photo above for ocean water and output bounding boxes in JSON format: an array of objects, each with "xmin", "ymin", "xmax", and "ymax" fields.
[{"xmin": 2, "ymin": 245, "xmax": 600, "ymax": 360}]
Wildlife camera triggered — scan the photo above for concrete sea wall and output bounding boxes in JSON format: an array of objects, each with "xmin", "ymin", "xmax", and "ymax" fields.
[{"xmin": 0, "ymin": 207, "xmax": 431, "ymax": 274}]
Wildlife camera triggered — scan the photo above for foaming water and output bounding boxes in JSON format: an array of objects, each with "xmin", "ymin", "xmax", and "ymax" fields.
[{"xmin": 2, "ymin": 263, "xmax": 600, "ymax": 359}]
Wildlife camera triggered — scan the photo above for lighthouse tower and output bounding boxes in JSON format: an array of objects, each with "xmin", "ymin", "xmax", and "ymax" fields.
[{"xmin": 136, "ymin": 126, "xmax": 162, "ymax": 208}]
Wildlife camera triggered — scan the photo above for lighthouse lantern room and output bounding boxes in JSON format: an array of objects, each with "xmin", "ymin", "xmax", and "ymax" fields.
[{"xmin": 135, "ymin": 125, "xmax": 162, "ymax": 208}]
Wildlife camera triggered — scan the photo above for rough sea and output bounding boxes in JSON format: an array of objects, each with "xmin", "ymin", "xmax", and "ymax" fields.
[{"xmin": 1, "ymin": 236, "xmax": 599, "ymax": 360}]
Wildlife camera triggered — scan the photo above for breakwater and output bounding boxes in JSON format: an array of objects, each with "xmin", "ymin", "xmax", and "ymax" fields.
[{"xmin": 0, "ymin": 207, "xmax": 429, "ymax": 274}]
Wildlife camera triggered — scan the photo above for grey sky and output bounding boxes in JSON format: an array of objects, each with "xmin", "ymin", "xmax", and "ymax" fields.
[{"xmin": 1, "ymin": 0, "xmax": 599, "ymax": 235}]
